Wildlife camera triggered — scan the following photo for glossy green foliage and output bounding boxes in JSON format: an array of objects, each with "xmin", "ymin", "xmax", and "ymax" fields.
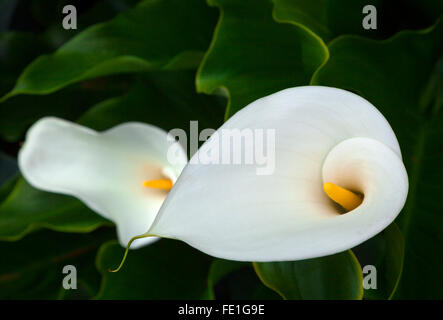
[
  {"xmin": 0, "ymin": 228, "xmax": 113, "ymax": 299},
  {"xmin": 0, "ymin": 178, "xmax": 110, "ymax": 241},
  {"xmin": 254, "ymin": 251, "xmax": 363, "ymax": 299},
  {"xmin": 353, "ymin": 224, "xmax": 404, "ymax": 300},
  {"xmin": 95, "ymin": 240, "xmax": 213, "ymax": 299},
  {"xmin": 197, "ymin": 0, "xmax": 328, "ymax": 119},
  {"xmin": 273, "ymin": 0, "xmax": 443, "ymax": 42},
  {"xmin": 2, "ymin": 0, "xmax": 217, "ymax": 99}
]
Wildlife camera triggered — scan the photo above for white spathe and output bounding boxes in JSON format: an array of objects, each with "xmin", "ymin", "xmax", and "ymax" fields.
[
  {"xmin": 147, "ymin": 86, "xmax": 408, "ymax": 262},
  {"xmin": 19, "ymin": 118, "xmax": 187, "ymax": 249}
]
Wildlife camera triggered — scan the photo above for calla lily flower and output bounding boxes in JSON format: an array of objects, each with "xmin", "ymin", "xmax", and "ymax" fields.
[
  {"xmin": 18, "ymin": 118, "xmax": 187, "ymax": 249},
  {"xmin": 142, "ymin": 86, "xmax": 409, "ymax": 262}
]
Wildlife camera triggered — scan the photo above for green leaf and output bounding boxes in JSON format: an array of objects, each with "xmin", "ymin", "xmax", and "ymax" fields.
[
  {"xmin": 0, "ymin": 32, "xmax": 50, "ymax": 95},
  {"xmin": 312, "ymin": 18, "xmax": 443, "ymax": 298},
  {"xmin": 352, "ymin": 223, "xmax": 404, "ymax": 299},
  {"xmin": 253, "ymin": 251, "xmax": 363, "ymax": 300},
  {"xmin": 0, "ymin": 228, "xmax": 113, "ymax": 299},
  {"xmin": 272, "ymin": 0, "xmax": 443, "ymax": 42},
  {"xmin": 208, "ymin": 259, "xmax": 247, "ymax": 289},
  {"xmin": 30, "ymin": 0, "xmax": 139, "ymax": 33},
  {"xmin": 0, "ymin": 178, "xmax": 111, "ymax": 241},
  {"xmin": 206, "ymin": 259, "xmax": 248, "ymax": 299},
  {"xmin": 273, "ymin": 0, "xmax": 381, "ymax": 41},
  {"xmin": 95, "ymin": 239, "xmax": 213, "ymax": 299},
  {"xmin": 3, "ymin": 0, "xmax": 218, "ymax": 99},
  {"xmin": 0, "ymin": 32, "xmax": 131, "ymax": 142},
  {"xmin": 0, "ymin": 76, "xmax": 132, "ymax": 142},
  {"xmin": 40, "ymin": 0, "xmax": 142, "ymax": 54},
  {"xmin": 196, "ymin": 0, "xmax": 328, "ymax": 119},
  {"xmin": 78, "ymin": 71, "xmax": 225, "ymax": 134},
  {"xmin": 207, "ymin": 259, "xmax": 280, "ymax": 300}
]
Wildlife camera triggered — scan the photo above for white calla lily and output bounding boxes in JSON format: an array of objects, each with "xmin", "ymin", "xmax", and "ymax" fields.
[
  {"xmin": 143, "ymin": 86, "xmax": 408, "ymax": 262},
  {"xmin": 18, "ymin": 118, "xmax": 187, "ymax": 249}
]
